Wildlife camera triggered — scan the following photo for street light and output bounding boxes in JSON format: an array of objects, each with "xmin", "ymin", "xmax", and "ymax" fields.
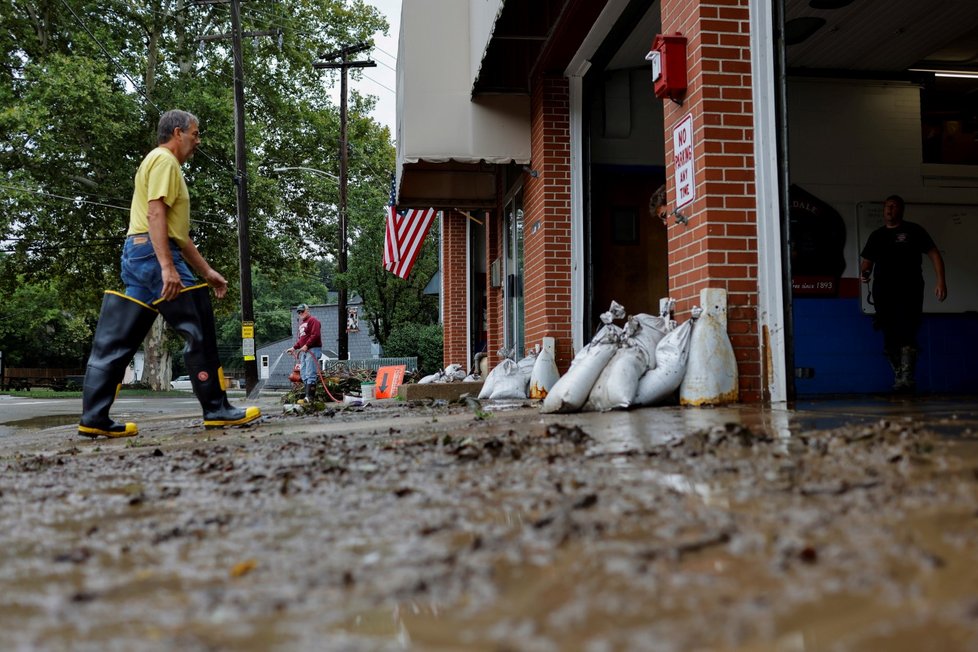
[{"xmin": 273, "ymin": 165, "xmax": 349, "ymax": 361}]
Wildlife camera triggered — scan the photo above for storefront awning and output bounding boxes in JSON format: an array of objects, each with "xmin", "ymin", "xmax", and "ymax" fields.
[{"xmin": 396, "ymin": 0, "xmax": 530, "ymax": 207}]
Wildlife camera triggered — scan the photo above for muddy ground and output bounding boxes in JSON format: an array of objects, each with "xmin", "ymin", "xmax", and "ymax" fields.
[{"xmin": 1, "ymin": 397, "xmax": 977, "ymax": 651}]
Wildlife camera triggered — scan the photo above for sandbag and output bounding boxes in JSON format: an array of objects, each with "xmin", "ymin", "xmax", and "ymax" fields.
[
  {"xmin": 528, "ymin": 337, "xmax": 560, "ymax": 399},
  {"xmin": 585, "ymin": 346, "xmax": 646, "ymax": 411},
  {"xmin": 633, "ymin": 320, "xmax": 693, "ymax": 406},
  {"xmin": 443, "ymin": 363, "xmax": 466, "ymax": 382},
  {"xmin": 585, "ymin": 315, "xmax": 667, "ymax": 411},
  {"xmin": 516, "ymin": 352, "xmax": 537, "ymax": 393},
  {"xmin": 541, "ymin": 324, "xmax": 621, "ymax": 413},
  {"xmin": 489, "ymin": 358, "xmax": 527, "ymax": 400},
  {"xmin": 630, "ymin": 314, "xmax": 670, "ymax": 370},
  {"xmin": 478, "ymin": 362, "xmax": 500, "ymax": 399}
]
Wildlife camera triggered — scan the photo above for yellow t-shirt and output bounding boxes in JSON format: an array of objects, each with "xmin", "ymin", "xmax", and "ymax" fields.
[{"xmin": 128, "ymin": 147, "xmax": 190, "ymax": 248}]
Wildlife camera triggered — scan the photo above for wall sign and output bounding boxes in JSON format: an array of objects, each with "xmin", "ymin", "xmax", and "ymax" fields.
[{"xmin": 673, "ymin": 113, "xmax": 695, "ymax": 210}]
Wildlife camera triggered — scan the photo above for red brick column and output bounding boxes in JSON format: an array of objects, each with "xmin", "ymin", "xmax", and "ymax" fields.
[
  {"xmin": 660, "ymin": 0, "xmax": 761, "ymax": 401},
  {"xmin": 485, "ymin": 203, "xmax": 504, "ymax": 369},
  {"xmin": 441, "ymin": 210, "xmax": 469, "ymax": 369},
  {"xmin": 523, "ymin": 74, "xmax": 575, "ymax": 370}
]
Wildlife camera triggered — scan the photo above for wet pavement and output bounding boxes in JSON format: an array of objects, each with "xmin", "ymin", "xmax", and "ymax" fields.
[{"xmin": 1, "ymin": 393, "xmax": 977, "ymax": 651}]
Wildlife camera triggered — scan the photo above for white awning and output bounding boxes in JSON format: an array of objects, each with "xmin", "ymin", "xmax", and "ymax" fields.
[{"xmin": 396, "ymin": 0, "xmax": 530, "ymax": 205}]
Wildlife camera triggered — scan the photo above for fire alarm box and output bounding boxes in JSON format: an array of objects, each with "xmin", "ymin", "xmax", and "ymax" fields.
[{"xmin": 646, "ymin": 33, "xmax": 687, "ymax": 102}]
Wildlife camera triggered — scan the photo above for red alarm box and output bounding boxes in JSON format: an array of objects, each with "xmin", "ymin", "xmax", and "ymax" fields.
[{"xmin": 647, "ymin": 33, "xmax": 687, "ymax": 102}]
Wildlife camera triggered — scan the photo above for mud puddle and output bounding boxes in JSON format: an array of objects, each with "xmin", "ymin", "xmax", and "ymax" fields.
[
  {"xmin": 3, "ymin": 414, "xmax": 83, "ymax": 430},
  {"xmin": 0, "ymin": 402, "xmax": 977, "ymax": 651}
]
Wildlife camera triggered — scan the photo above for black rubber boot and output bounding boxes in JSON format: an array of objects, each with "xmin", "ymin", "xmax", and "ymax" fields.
[
  {"xmin": 155, "ymin": 285, "xmax": 261, "ymax": 428},
  {"xmin": 78, "ymin": 292, "xmax": 159, "ymax": 438},
  {"xmin": 305, "ymin": 382, "xmax": 317, "ymax": 403},
  {"xmin": 885, "ymin": 348, "xmax": 904, "ymax": 391},
  {"xmin": 898, "ymin": 346, "xmax": 917, "ymax": 393}
]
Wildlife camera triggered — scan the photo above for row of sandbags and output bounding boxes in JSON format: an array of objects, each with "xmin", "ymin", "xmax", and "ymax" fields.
[
  {"xmin": 477, "ymin": 338, "xmax": 562, "ymax": 401},
  {"xmin": 540, "ymin": 301, "xmax": 694, "ymax": 413},
  {"xmin": 417, "ymin": 364, "xmax": 476, "ymax": 384}
]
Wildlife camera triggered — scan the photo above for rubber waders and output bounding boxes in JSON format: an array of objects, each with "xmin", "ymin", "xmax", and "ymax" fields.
[
  {"xmin": 155, "ymin": 285, "xmax": 260, "ymax": 428},
  {"xmin": 78, "ymin": 292, "xmax": 159, "ymax": 438}
]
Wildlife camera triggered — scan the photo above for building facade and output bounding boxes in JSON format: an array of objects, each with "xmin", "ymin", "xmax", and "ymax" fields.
[{"xmin": 397, "ymin": 0, "xmax": 978, "ymax": 400}]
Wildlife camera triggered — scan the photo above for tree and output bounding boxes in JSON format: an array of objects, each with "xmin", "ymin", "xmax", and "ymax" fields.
[
  {"xmin": 0, "ymin": 257, "xmax": 93, "ymax": 368},
  {"xmin": 0, "ymin": 0, "xmax": 395, "ymax": 375}
]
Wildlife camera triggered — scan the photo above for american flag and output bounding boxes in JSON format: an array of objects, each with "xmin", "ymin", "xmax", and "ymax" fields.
[{"xmin": 383, "ymin": 177, "xmax": 436, "ymax": 279}]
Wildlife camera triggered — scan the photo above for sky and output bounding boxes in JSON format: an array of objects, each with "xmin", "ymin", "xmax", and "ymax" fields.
[{"xmin": 353, "ymin": 0, "xmax": 401, "ymax": 134}]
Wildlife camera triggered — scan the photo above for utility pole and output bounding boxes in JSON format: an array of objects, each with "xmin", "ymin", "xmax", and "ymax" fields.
[
  {"xmin": 196, "ymin": 0, "xmax": 278, "ymax": 394},
  {"xmin": 313, "ymin": 43, "xmax": 375, "ymax": 361},
  {"xmin": 228, "ymin": 0, "xmax": 258, "ymax": 394}
]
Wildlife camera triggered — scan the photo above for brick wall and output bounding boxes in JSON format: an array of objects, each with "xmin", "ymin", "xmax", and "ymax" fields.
[
  {"xmin": 660, "ymin": 0, "xmax": 761, "ymax": 401},
  {"xmin": 485, "ymin": 197, "xmax": 504, "ymax": 369},
  {"xmin": 522, "ymin": 74, "xmax": 575, "ymax": 370},
  {"xmin": 441, "ymin": 210, "xmax": 469, "ymax": 369}
]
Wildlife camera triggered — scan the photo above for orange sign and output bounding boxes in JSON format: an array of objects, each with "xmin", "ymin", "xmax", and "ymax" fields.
[{"xmin": 374, "ymin": 365, "xmax": 406, "ymax": 399}]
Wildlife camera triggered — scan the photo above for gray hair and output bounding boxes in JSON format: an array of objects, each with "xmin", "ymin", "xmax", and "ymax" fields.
[{"xmin": 157, "ymin": 109, "xmax": 199, "ymax": 144}]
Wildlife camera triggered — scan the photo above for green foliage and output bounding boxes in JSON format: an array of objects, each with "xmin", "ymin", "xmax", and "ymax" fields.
[
  {"xmin": 0, "ymin": 257, "xmax": 94, "ymax": 367},
  {"xmin": 0, "ymin": 0, "xmax": 442, "ymax": 371},
  {"xmin": 383, "ymin": 322, "xmax": 444, "ymax": 376}
]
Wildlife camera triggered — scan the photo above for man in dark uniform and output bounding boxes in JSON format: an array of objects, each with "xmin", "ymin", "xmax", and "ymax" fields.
[{"xmin": 860, "ymin": 195, "xmax": 947, "ymax": 392}]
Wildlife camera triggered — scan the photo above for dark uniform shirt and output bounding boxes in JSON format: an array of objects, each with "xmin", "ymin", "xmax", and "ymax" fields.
[
  {"xmin": 861, "ymin": 221, "xmax": 935, "ymax": 287},
  {"xmin": 860, "ymin": 220, "xmax": 936, "ymax": 318}
]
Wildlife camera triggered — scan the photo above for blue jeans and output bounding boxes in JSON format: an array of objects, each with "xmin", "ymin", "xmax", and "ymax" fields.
[
  {"xmin": 300, "ymin": 348, "xmax": 322, "ymax": 385},
  {"xmin": 120, "ymin": 234, "xmax": 196, "ymax": 303}
]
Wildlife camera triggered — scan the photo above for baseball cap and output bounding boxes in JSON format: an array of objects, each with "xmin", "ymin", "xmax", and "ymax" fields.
[{"xmin": 296, "ymin": 303, "xmax": 308, "ymax": 313}]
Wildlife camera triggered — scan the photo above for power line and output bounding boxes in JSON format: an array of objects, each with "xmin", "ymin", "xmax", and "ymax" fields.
[
  {"xmin": 55, "ymin": 0, "xmax": 230, "ymax": 171},
  {"xmin": 362, "ymin": 72, "xmax": 395, "ymax": 94},
  {"xmin": 0, "ymin": 182, "xmax": 238, "ymax": 228}
]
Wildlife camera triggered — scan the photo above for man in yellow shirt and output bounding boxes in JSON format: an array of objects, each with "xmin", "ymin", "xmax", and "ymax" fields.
[{"xmin": 78, "ymin": 110, "xmax": 260, "ymax": 437}]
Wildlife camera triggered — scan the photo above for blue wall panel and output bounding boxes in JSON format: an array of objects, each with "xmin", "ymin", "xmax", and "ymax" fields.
[{"xmin": 792, "ymin": 298, "xmax": 978, "ymax": 395}]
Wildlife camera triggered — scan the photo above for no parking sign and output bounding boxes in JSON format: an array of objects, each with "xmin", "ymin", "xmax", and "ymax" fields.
[{"xmin": 673, "ymin": 113, "xmax": 695, "ymax": 210}]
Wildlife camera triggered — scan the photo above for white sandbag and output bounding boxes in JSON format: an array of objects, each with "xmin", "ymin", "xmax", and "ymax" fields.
[
  {"xmin": 633, "ymin": 319, "xmax": 693, "ymax": 406},
  {"xmin": 418, "ymin": 371, "xmax": 442, "ymax": 384},
  {"xmin": 586, "ymin": 315, "xmax": 669, "ymax": 411},
  {"xmin": 462, "ymin": 373, "xmax": 481, "ymax": 382},
  {"xmin": 630, "ymin": 314, "xmax": 671, "ymax": 370},
  {"xmin": 586, "ymin": 346, "xmax": 645, "ymax": 411},
  {"xmin": 443, "ymin": 363, "xmax": 466, "ymax": 382},
  {"xmin": 478, "ymin": 362, "xmax": 500, "ymax": 398},
  {"xmin": 489, "ymin": 358, "xmax": 527, "ymax": 400},
  {"xmin": 528, "ymin": 337, "xmax": 560, "ymax": 399},
  {"xmin": 541, "ymin": 325, "xmax": 620, "ymax": 413},
  {"xmin": 516, "ymin": 352, "xmax": 537, "ymax": 393}
]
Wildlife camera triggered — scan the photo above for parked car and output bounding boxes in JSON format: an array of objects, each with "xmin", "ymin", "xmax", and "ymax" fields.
[{"xmin": 170, "ymin": 375, "xmax": 193, "ymax": 391}]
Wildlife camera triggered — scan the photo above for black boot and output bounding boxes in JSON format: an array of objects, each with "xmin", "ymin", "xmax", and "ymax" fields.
[
  {"xmin": 885, "ymin": 348, "xmax": 904, "ymax": 391},
  {"xmin": 155, "ymin": 285, "xmax": 261, "ymax": 428},
  {"xmin": 898, "ymin": 346, "xmax": 917, "ymax": 393},
  {"xmin": 78, "ymin": 292, "xmax": 159, "ymax": 438},
  {"xmin": 305, "ymin": 382, "xmax": 317, "ymax": 403}
]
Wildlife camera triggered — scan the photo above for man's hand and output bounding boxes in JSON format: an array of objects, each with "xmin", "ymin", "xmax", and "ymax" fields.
[
  {"xmin": 936, "ymin": 282, "xmax": 947, "ymax": 302},
  {"xmin": 203, "ymin": 269, "xmax": 229, "ymax": 299},
  {"xmin": 160, "ymin": 265, "xmax": 184, "ymax": 302},
  {"xmin": 286, "ymin": 346, "xmax": 295, "ymax": 355}
]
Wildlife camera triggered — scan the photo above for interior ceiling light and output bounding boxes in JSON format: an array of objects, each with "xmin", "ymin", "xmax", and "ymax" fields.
[
  {"xmin": 908, "ymin": 68, "xmax": 978, "ymax": 79},
  {"xmin": 809, "ymin": 0, "xmax": 855, "ymax": 9},
  {"xmin": 784, "ymin": 17, "xmax": 826, "ymax": 46}
]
